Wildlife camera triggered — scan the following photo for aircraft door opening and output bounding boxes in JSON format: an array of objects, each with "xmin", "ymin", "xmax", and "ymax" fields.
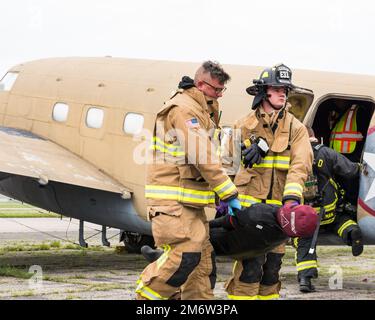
[
  {"xmin": 309, "ymin": 96, "xmax": 375, "ymax": 243},
  {"xmin": 310, "ymin": 96, "xmax": 374, "ymax": 156}
]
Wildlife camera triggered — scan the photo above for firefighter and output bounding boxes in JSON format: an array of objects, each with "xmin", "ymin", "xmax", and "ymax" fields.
[
  {"xmin": 135, "ymin": 61, "xmax": 240, "ymax": 300},
  {"xmin": 295, "ymin": 127, "xmax": 364, "ymax": 293},
  {"xmin": 224, "ymin": 63, "xmax": 313, "ymax": 300}
]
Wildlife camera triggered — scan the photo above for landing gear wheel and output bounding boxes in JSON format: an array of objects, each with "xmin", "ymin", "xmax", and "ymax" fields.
[{"xmin": 121, "ymin": 232, "xmax": 155, "ymax": 253}]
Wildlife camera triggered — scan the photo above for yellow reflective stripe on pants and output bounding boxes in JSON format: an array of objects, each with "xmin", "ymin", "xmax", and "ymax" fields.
[
  {"xmin": 293, "ymin": 238, "xmax": 299, "ymax": 247},
  {"xmin": 314, "ymin": 201, "xmax": 337, "ymax": 213},
  {"xmin": 283, "ymin": 183, "xmax": 303, "ymax": 197},
  {"xmin": 296, "ymin": 260, "xmax": 318, "ymax": 272},
  {"xmin": 320, "ymin": 217, "xmax": 335, "ymax": 225},
  {"xmin": 145, "ymin": 185, "xmax": 215, "ymax": 205},
  {"xmin": 257, "ymin": 294, "xmax": 280, "ymax": 300},
  {"xmin": 314, "ymin": 190, "xmax": 338, "ymax": 213},
  {"xmin": 156, "ymin": 244, "xmax": 171, "ymax": 269},
  {"xmin": 239, "ymin": 194, "xmax": 282, "ymax": 207},
  {"xmin": 228, "ymin": 294, "xmax": 280, "ymax": 300},
  {"xmin": 213, "ymin": 178, "xmax": 237, "ymax": 199},
  {"xmin": 232, "ymin": 260, "xmax": 238, "ymax": 274},
  {"xmin": 227, "ymin": 294, "xmax": 258, "ymax": 300},
  {"xmin": 337, "ymin": 220, "xmax": 357, "ymax": 237},
  {"xmin": 135, "ymin": 279, "xmax": 168, "ymax": 300}
]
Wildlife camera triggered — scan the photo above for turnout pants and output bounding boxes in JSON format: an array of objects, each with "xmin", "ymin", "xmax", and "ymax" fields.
[
  {"xmin": 295, "ymin": 213, "xmax": 359, "ymax": 279},
  {"xmin": 136, "ymin": 206, "xmax": 216, "ymax": 300},
  {"xmin": 225, "ymin": 243, "xmax": 285, "ymax": 300}
]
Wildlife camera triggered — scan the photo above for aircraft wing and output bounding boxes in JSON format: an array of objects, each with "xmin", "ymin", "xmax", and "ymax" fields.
[{"xmin": 0, "ymin": 126, "xmax": 129, "ymax": 195}]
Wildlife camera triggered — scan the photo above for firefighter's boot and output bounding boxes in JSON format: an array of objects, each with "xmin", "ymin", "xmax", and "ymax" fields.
[
  {"xmin": 350, "ymin": 228, "xmax": 363, "ymax": 257},
  {"xmin": 141, "ymin": 245, "xmax": 163, "ymax": 263},
  {"xmin": 299, "ymin": 277, "xmax": 315, "ymax": 293}
]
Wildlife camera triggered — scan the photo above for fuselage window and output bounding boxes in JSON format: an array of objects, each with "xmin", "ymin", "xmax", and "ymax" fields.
[
  {"xmin": 123, "ymin": 113, "xmax": 144, "ymax": 135},
  {"xmin": 0, "ymin": 72, "xmax": 19, "ymax": 91},
  {"xmin": 52, "ymin": 102, "xmax": 69, "ymax": 122},
  {"xmin": 86, "ymin": 107, "xmax": 104, "ymax": 129}
]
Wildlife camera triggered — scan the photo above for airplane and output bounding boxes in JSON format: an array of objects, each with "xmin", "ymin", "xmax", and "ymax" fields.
[{"xmin": 0, "ymin": 57, "xmax": 374, "ymax": 253}]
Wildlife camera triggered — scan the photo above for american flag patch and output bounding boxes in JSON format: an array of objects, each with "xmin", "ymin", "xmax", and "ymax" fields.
[{"xmin": 185, "ymin": 118, "xmax": 200, "ymax": 128}]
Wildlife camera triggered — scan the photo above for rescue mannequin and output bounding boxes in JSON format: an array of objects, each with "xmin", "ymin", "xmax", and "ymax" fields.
[{"xmin": 142, "ymin": 202, "xmax": 318, "ymax": 261}]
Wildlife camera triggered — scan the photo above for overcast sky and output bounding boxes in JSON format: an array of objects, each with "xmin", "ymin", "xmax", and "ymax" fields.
[{"xmin": 1, "ymin": 0, "xmax": 375, "ymax": 77}]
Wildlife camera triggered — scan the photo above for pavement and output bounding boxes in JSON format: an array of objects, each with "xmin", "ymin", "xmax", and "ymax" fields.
[
  {"xmin": 0, "ymin": 218, "xmax": 375, "ymax": 300},
  {"xmin": 0, "ymin": 218, "xmax": 120, "ymax": 244}
]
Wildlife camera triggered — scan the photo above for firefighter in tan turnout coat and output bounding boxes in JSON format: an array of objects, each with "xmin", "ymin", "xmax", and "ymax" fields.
[
  {"xmin": 136, "ymin": 61, "xmax": 240, "ymax": 300},
  {"xmin": 225, "ymin": 64, "xmax": 313, "ymax": 300}
]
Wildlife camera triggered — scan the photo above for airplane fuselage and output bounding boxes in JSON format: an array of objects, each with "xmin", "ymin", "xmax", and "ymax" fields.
[{"xmin": 1, "ymin": 57, "xmax": 375, "ymax": 245}]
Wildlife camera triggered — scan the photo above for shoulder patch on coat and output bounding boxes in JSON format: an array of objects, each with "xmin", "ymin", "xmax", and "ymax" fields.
[{"xmin": 185, "ymin": 118, "xmax": 200, "ymax": 129}]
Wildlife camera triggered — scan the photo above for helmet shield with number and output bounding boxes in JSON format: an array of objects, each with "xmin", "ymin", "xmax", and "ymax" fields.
[{"xmin": 246, "ymin": 63, "xmax": 295, "ymax": 109}]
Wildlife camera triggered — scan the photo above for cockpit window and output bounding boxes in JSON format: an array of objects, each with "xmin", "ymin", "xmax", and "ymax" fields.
[
  {"xmin": 86, "ymin": 107, "xmax": 104, "ymax": 129},
  {"xmin": 0, "ymin": 72, "xmax": 19, "ymax": 91},
  {"xmin": 52, "ymin": 102, "xmax": 69, "ymax": 122},
  {"xmin": 124, "ymin": 113, "xmax": 144, "ymax": 135}
]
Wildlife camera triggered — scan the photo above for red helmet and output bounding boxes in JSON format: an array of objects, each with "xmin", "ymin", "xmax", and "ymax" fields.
[{"xmin": 277, "ymin": 203, "xmax": 318, "ymax": 237}]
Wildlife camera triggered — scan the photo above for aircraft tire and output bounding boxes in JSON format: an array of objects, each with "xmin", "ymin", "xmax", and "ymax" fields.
[{"xmin": 123, "ymin": 232, "xmax": 155, "ymax": 253}]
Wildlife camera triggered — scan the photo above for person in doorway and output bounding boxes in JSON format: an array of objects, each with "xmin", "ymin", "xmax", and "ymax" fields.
[
  {"xmin": 329, "ymin": 101, "xmax": 368, "ymax": 215},
  {"xmin": 295, "ymin": 127, "xmax": 364, "ymax": 293}
]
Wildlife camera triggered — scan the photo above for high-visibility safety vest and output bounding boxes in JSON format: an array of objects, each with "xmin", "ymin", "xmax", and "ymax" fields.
[{"xmin": 330, "ymin": 105, "xmax": 363, "ymax": 154}]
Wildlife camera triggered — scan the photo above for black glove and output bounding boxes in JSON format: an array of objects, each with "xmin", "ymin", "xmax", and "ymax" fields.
[{"xmin": 241, "ymin": 137, "xmax": 269, "ymax": 169}]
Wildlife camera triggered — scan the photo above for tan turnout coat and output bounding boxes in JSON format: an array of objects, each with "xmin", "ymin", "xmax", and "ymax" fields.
[{"xmin": 145, "ymin": 87, "xmax": 238, "ymax": 216}]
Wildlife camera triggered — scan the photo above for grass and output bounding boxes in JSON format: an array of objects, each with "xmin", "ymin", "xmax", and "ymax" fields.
[
  {"xmin": 0, "ymin": 212, "xmax": 59, "ymax": 218},
  {"xmin": 0, "ymin": 266, "xmax": 33, "ymax": 279},
  {"xmin": 11, "ymin": 290, "xmax": 36, "ymax": 297},
  {"xmin": 0, "ymin": 241, "xmax": 110, "ymax": 254},
  {"xmin": 0, "ymin": 243, "xmax": 53, "ymax": 254},
  {"xmin": 0, "ymin": 202, "xmax": 36, "ymax": 209},
  {"xmin": 0, "ymin": 201, "xmax": 60, "ymax": 218}
]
